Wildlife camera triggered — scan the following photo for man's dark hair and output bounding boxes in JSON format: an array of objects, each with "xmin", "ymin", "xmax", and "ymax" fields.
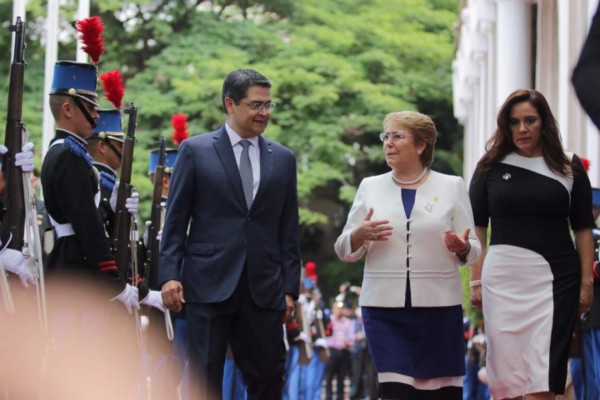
[{"xmin": 222, "ymin": 69, "xmax": 271, "ymax": 112}]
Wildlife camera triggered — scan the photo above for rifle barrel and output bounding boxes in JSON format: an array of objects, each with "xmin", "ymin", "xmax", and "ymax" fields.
[
  {"xmin": 114, "ymin": 103, "xmax": 137, "ymax": 281},
  {"xmin": 1, "ymin": 17, "xmax": 27, "ymax": 251},
  {"xmin": 147, "ymin": 137, "xmax": 166, "ymax": 290}
]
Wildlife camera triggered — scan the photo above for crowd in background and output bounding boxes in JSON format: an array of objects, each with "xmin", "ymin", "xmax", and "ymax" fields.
[{"xmin": 282, "ymin": 274, "xmax": 377, "ymax": 400}]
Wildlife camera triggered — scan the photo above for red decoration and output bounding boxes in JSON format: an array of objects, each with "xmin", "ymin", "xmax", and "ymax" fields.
[
  {"xmin": 305, "ymin": 261, "xmax": 318, "ymax": 283},
  {"xmin": 581, "ymin": 157, "xmax": 591, "ymax": 172},
  {"xmin": 76, "ymin": 16, "xmax": 105, "ymax": 65},
  {"xmin": 172, "ymin": 114, "xmax": 189, "ymax": 145},
  {"xmin": 99, "ymin": 70, "xmax": 125, "ymax": 109}
]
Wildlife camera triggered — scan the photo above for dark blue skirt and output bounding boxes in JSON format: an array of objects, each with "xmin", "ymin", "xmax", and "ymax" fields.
[{"xmin": 362, "ymin": 305, "xmax": 465, "ymax": 399}]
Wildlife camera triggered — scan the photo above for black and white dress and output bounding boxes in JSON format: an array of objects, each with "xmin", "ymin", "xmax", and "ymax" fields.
[{"xmin": 469, "ymin": 152, "xmax": 595, "ymax": 399}]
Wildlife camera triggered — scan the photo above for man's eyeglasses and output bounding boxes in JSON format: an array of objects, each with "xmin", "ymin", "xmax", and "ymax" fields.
[
  {"xmin": 243, "ymin": 101, "xmax": 277, "ymax": 112},
  {"xmin": 379, "ymin": 132, "xmax": 411, "ymax": 142}
]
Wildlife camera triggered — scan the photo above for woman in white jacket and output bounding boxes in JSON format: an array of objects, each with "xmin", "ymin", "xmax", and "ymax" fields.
[{"xmin": 334, "ymin": 111, "xmax": 481, "ymax": 400}]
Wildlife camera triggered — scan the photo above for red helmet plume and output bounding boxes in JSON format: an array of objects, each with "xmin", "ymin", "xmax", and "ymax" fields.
[
  {"xmin": 76, "ymin": 16, "xmax": 105, "ymax": 65},
  {"xmin": 172, "ymin": 114, "xmax": 189, "ymax": 145},
  {"xmin": 99, "ymin": 70, "xmax": 125, "ymax": 109}
]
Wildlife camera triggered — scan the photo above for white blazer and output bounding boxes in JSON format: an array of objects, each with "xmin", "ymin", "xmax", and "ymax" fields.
[{"xmin": 334, "ymin": 170, "xmax": 481, "ymax": 308}]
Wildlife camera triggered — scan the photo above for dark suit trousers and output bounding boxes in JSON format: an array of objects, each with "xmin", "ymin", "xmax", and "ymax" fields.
[{"xmin": 187, "ymin": 268, "xmax": 286, "ymax": 400}]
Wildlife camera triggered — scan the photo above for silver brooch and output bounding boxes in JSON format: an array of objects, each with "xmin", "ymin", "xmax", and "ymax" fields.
[
  {"xmin": 424, "ymin": 200, "xmax": 434, "ymax": 212},
  {"xmin": 502, "ymin": 173, "xmax": 511, "ymax": 181}
]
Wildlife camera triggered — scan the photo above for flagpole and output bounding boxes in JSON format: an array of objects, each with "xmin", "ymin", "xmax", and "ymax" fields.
[
  {"xmin": 41, "ymin": 0, "xmax": 59, "ymax": 157},
  {"xmin": 75, "ymin": 0, "xmax": 90, "ymax": 62}
]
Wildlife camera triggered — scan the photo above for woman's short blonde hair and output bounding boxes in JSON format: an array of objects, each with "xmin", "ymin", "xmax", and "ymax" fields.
[{"xmin": 383, "ymin": 111, "xmax": 437, "ymax": 167}]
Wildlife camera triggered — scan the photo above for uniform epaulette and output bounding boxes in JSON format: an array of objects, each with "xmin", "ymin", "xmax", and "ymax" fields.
[
  {"xmin": 99, "ymin": 170, "xmax": 116, "ymax": 192},
  {"xmin": 63, "ymin": 136, "xmax": 93, "ymax": 168}
]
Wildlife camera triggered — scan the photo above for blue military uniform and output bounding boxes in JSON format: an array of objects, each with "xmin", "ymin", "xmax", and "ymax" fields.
[
  {"xmin": 40, "ymin": 56, "xmax": 140, "ymax": 398},
  {"xmin": 41, "ymin": 62, "xmax": 121, "ymax": 289},
  {"xmin": 145, "ymin": 148, "xmax": 188, "ymax": 400},
  {"xmin": 90, "ymin": 109, "xmax": 125, "ymax": 240}
]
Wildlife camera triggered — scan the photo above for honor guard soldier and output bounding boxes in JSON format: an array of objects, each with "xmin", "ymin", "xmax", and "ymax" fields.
[
  {"xmin": 143, "ymin": 138, "xmax": 185, "ymax": 400},
  {"xmin": 148, "ymin": 147, "xmax": 179, "ymax": 204},
  {"xmin": 88, "ymin": 109, "xmax": 126, "ymax": 239},
  {"xmin": 41, "ymin": 60, "xmax": 139, "ymax": 311},
  {"xmin": 92, "ymin": 69, "xmax": 164, "ymax": 314},
  {"xmin": 37, "ymin": 17, "xmax": 148, "ymax": 399}
]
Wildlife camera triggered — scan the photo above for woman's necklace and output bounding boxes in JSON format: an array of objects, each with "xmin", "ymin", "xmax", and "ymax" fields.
[{"xmin": 391, "ymin": 168, "xmax": 429, "ymax": 186}]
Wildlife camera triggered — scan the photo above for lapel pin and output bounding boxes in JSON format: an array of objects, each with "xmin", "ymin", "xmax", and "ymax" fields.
[
  {"xmin": 424, "ymin": 200, "xmax": 434, "ymax": 213},
  {"xmin": 502, "ymin": 173, "xmax": 511, "ymax": 181}
]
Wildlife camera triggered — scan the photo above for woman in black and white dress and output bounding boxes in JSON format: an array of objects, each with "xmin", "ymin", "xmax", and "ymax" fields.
[{"xmin": 469, "ymin": 89, "xmax": 595, "ymax": 400}]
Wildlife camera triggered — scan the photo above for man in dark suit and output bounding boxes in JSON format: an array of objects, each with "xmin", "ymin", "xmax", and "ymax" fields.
[{"xmin": 160, "ymin": 69, "xmax": 301, "ymax": 399}]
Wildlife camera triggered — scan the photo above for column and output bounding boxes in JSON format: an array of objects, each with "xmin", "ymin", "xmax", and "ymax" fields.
[{"xmin": 495, "ymin": 0, "xmax": 534, "ymax": 107}]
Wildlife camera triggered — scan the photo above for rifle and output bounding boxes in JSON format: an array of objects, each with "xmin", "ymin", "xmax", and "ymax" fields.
[
  {"xmin": 113, "ymin": 104, "xmax": 144, "ymax": 343},
  {"xmin": 113, "ymin": 103, "xmax": 137, "ymax": 281},
  {"xmin": 144, "ymin": 137, "xmax": 174, "ymax": 345},
  {"xmin": 295, "ymin": 301, "xmax": 314, "ymax": 365},
  {"xmin": 146, "ymin": 137, "xmax": 165, "ymax": 290},
  {"xmin": 314, "ymin": 300, "xmax": 331, "ymax": 363},
  {"xmin": 0, "ymin": 18, "xmax": 47, "ymax": 331},
  {"xmin": 1, "ymin": 17, "xmax": 26, "ymax": 250}
]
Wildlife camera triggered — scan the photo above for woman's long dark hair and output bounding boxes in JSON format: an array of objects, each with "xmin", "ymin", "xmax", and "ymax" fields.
[{"xmin": 473, "ymin": 89, "xmax": 572, "ymax": 181}]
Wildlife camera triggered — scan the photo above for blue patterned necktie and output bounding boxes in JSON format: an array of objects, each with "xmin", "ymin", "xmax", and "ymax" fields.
[{"xmin": 239, "ymin": 140, "xmax": 253, "ymax": 208}]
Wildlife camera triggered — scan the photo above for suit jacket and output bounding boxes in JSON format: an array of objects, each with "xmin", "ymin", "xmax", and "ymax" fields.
[
  {"xmin": 158, "ymin": 126, "xmax": 301, "ymax": 310},
  {"xmin": 572, "ymin": 2, "xmax": 600, "ymax": 130},
  {"xmin": 334, "ymin": 170, "xmax": 481, "ymax": 308}
]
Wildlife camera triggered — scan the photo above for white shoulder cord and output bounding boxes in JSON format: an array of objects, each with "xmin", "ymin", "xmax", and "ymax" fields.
[
  {"xmin": 0, "ymin": 257, "xmax": 15, "ymax": 314},
  {"xmin": 164, "ymin": 310, "xmax": 174, "ymax": 341},
  {"xmin": 22, "ymin": 127, "xmax": 48, "ymax": 332},
  {"xmin": 130, "ymin": 218, "xmax": 144, "ymax": 346},
  {"xmin": 23, "ymin": 171, "xmax": 48, "ymax": 332}
]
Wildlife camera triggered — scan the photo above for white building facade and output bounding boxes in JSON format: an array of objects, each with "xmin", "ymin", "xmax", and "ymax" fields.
[{"xmin": 454, "ymin": 0, "xmax": 600, "ymax": 185}]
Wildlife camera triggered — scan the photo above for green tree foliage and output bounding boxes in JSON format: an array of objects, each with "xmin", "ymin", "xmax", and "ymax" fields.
[{"xmin": 0, "ymin": 0, "xmax": 462, "ymax": 301}]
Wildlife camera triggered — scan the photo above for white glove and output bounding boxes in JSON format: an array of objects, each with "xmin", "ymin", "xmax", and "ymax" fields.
[
  {"xmin": 109, "ymin": 182, "xmax": 118, "ymax": 212},
  {"xmin": 111, "ymin": 284, "xmax": 140, "ymax": 314},
  {"xmin": 125, "ymin": 191, "xmax": 139, "ymax": 216},
  {"xmin": 0, "ymin": 248, "xmax": 35, "ymax": 288},
  {"xmin": 14, "ymin": 142, "xmax": 34, "ymax": 172},
  {"xmin": 143, "ymin": 221, "xmax": 151, "ymax": 246},
  {"xmin": 109, "ymin": 182, "xmax": 138, "ymax": 216},
  {"xmin": 156, "ymin": 229, "xmax": 163, "ymax": 241},
  {"xmin": 140, "ymin": 315, "xmax": 149, "ymax": 332},
  {"xmin": 294, "ymin": 331, "xmax": 310, "ymax": 343},
  {"xmin": 0, "ymin": 145, "xmax": 7, "ymax": 155},
  {"xmin": 297, "ymin": 294, "xmax": 307, "ymax": 305},
  {"xmin": 139, "ymin": 289, "xmax": 166, "ymax": 313},
  {"xmin": 315, "ymin": 338, "xmax": 328, "ymax": 348}
]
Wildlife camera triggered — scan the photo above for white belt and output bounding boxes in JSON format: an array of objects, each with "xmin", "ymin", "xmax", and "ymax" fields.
[
  {"xmin": 49, "ymin": 216, "xmax": 75, "ymax": 238},
  {"xmin": 48, "ymin": 140, "xmax": 76, "ymax": 239}
]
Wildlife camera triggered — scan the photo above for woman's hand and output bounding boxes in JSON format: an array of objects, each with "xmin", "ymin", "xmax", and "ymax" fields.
[
  {"xmin": 444, "ymin": 228, "xmax": 470, "ymax": 253},
  {"xmin": 580, "ymin": 279, "xmax": 593, "ymax": 317},
  {"xmin": 471, "ymin": 285, "xmax": 482, "ymax": 309},
  {"xmin": 353, "ymin": 208, "xmax": 393, "ymax": 241}
]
